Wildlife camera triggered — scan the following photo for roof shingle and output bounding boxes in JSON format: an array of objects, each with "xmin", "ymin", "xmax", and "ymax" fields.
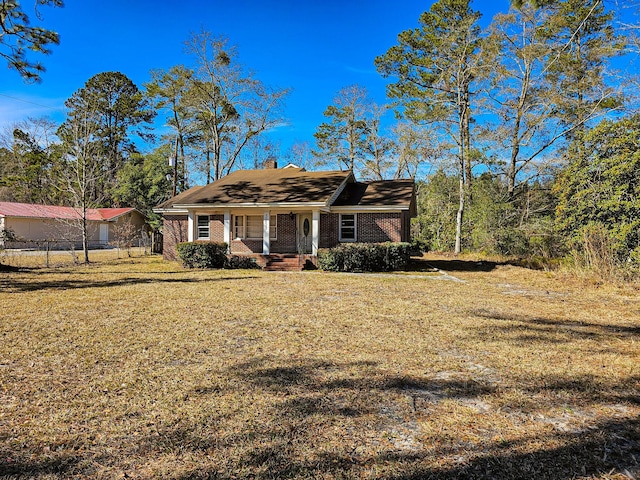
[{"xmin": 160, "ymin": 168, "xmax": 352, "ymax": 207}]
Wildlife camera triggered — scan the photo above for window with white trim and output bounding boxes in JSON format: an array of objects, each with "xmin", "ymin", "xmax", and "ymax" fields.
[
  {"xmin": 233, "ymin": 215, "xmax": 245, "ymax": 239},
  {"xmin": 339, "ymin": 214, "xmax": 356, "ymax": 241},
  {"xmin": 246, "ymin": 215, "xmax": 263, "ymax": 238},
  {"xmin": 233, "ymin": 215, "xmax": 277, "ymax": 239},
  {"xmin": 196, "ymin": 215, "xmax": 210, "ymax": 239}
]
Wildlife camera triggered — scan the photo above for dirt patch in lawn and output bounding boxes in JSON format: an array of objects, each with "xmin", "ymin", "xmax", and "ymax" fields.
[{"xmin": 0, "ymin": 255, "xmax": 638, "ymax": 479}]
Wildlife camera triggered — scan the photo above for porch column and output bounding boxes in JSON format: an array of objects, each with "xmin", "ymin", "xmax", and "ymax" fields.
[
  {"xmin": 187, "ymin": 211, "xmax": 194, "ymax": 242},
  {"xmin": 223, "ymin": 210, "xmax": 231, "ymax": 253},
  {"xmin": 262, "ymin": 211, "xmax": 270, "ymax": 255},
  {"xmin": 312, "ymin": 210, "xmax": 320, "ymax": 255}
]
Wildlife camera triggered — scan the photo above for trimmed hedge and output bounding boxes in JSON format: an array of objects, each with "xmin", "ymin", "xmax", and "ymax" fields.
[
  {"xmin": 177, "ymin": 242, "xmax": 228, "ymax": 269},
  {"xmin": 318, "ymin": 242, "xmax": 411, "ymax": 272}
]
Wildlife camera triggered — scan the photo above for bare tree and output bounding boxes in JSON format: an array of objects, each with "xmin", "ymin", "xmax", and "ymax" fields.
[
  {"xmin": 55, "ymin": 105, "xmax": 103, "ymax": 264},
  {"xmin": 184, "ymin": 31, "xmax": 289, "ymax": 182},
  {"xmin": 392, "ymin": 122, "xmax": 447, "ymax": 180}
]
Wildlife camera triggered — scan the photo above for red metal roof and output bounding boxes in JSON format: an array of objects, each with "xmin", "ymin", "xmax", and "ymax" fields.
[{"xmin": 0, "ymin": 202, "xmax": 136, "ymax": 221}]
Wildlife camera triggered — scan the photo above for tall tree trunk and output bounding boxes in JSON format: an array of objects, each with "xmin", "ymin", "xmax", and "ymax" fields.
[
  {"xmin": 455, "ymin": 160, "xmax": 465, "ymax": 255},
  {"xmin": 508, "ymin": 65, "xmax": 531, "ymax": 196},
  {"xmin": 463, "ymin": 87, "xmax": 473, "ymax": 191},
  {"xmin": 455, "ymin": 121, "xmax": 466, "ymax": 254}
]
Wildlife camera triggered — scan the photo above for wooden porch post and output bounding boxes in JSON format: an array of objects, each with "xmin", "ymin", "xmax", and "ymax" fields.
[
  {"xmin": 262, "ymin": 211, "xmax": 270, "ymax": 255},
  {"xmin": 187, "ymin": 211, "xmax": 194, "ymax": 242},
  {"xmin": 223, "ymin": 211, "xmax": 231, "ymax": 253},
  {"xmin": 312, "ymin": 210, "xmax": 320, "ymax": 255}
]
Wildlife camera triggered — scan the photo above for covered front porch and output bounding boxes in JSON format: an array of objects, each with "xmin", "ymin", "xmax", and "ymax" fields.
[{"xmin": 187, "ymin": 209, "xmax": 322, "ymax": 256}]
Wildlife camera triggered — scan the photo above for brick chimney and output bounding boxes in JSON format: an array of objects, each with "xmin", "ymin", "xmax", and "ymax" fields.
[{"xmin": 264, "ymin": 157, "xmax": 278, "ymax": 169}]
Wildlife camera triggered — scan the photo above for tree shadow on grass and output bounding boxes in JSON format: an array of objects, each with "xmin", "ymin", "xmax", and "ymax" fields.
[
  {"xmin": 408, "ymin": 257, "xmax": 500, "ymax": 273},
  {"xmin": 472, "ymin": 309, "xmax": 640, "ymax": 338},
  {"xmin": 0, "ymin": 275, "xmax": 258, "ymax": 293},
  {"xmin": 21, "ymin": 356, "xmax": 632, "ymax": 479},
  {"xmin": 156, "ymin": 356, "xmax": 639, "ymax": 479},
  {"xmin": 0, "ymin": 454, "xmax": 81, "ymax": 478},
  {"xmin": 381, "ymin": 416, "xmax": 640, "ymax": 480}
]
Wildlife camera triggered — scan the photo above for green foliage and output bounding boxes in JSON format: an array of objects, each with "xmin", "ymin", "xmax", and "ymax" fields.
[
  {"xmin": 1, "ymin": 227, "xmax": 17, "ymax": 244},
  {"xmin": 313, "ymin": 85, "xmax": 371, "ymax": 172},
  {"xmin": 413, "ymin": 171, "xmax": 458, "ymax": 251},
  {"xmin": 113, "ymin": 147, "xmax": 173, "ymax": 230},
  {"xmin": 541, "ymin": 0, "xmax": 624, "ymax": 138},
  {"xmin": 177, "ymin": 243, "xmax": 262, "ymax": 270},
  {"xmin": 409, "ymin": 238, "xmax": 429, "ymax": 255},
  {"xmin": 375, "ymin": 0, "xmax": 482, "ymax": 124},
  {"xmin": 177, "ymin": 242, "xmax": 228, "ymax": 269},
  {"xmin": 415, "ymin": 169, "xmax": 560, "ymax": 257},
  {"xmin": 0, "ymin": 0, "xmax": 62, "ymax": 82},
  {"xmin": 224, "ymin": 255, "xmax": 260, "ymax": 270},
  {"xmin": 59, "ymin": 71, "xmax": 156, "ymax": 205},
  {"xmin": 555, "ymin": 116, "xmax": 640, "ymax": 263},
  {"xmin": 318, "ymin": 242, "xmax": 410, "ymax": 272},
  {"xmin": 0, "ymin": 117, "xmax": 64, "ymax": 204}
]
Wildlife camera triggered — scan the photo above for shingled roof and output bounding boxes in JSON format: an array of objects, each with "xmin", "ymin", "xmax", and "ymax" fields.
[
  {"xmin": 332, "ymin": 180, "xmax": 416, "ymax": 212},
  {"xmin": 156, "ymin": 167, "xmax": 416, "ymax": 214},
  {"xmin": 158, "ymin": 168, "xmax": 353, "ymax": 208}
]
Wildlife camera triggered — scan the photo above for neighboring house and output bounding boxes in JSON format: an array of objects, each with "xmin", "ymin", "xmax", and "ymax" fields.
[
  {"xmin": 154, "ymin": 162, "xmax": 416, "ymax": 263},
  {"xmin": 0, "ymin": 202, "xmax": 148, "ymax": 249}
]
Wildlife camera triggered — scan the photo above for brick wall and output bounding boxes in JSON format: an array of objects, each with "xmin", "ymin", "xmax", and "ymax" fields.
[
  {"xmin": 163, "ymin": 215, "xmax": 188, "ymax": 261},
  {"xmin": 320, "ymin": 213, "xmax": 339, "ymax": 248},
  {"xmin": 401, "ymin": 211, "xmax": 411, "ymax": 242},
  {"xmin": 272, "ymin": 213, "xmax": 296, "ymax": 253},
  {"xmin": 163, "ymin": 211, "xmax": 408, "ymax": 260},
  {"xmin": 357, "ymin": 213, "xmax": 402, "ymax": 243},
  {"xmin": 231, "ymin": 239, "xmax": 262, "ymax": 253},
  {"xmin": 320, "ymin": 212, "xmax": 403, "ymax": 247},
  {"xmin": 210, "ymin": 215, "xmax": 224, "ymax": 242}
]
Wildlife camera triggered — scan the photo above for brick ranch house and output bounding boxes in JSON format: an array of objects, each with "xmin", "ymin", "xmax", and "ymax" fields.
[
  {"xmin": 0, "ymin": 202, "xmax": 148, "ymax": 249},
  {"xmin": 155, "ymin": 162, "xmax": 416, "ymax": 267}
]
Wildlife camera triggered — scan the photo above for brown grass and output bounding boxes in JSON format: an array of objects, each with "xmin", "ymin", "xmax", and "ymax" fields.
[{"xmin": 0, "ymin": 254, "xmax": 638, "ymax": 479}]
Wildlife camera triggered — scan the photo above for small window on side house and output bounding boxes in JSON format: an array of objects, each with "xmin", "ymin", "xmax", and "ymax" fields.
[
  {"xmin": 196, "ymin": 215, "xmax": 210, "ymax": 240},
  {"xmin": 339, "ymin": 214, "xmax": 356, "ymax": 241}
]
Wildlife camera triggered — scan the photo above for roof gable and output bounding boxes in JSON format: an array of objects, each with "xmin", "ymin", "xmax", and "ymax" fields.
[{"xmin": 332, "ymin": 180, "xmax": 416, "ymax": 212}]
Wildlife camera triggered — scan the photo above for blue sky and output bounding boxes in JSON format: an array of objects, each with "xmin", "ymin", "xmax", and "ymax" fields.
[{"xmin": 0, "ymin": 0, "xmax": 545, "ymax": 155}]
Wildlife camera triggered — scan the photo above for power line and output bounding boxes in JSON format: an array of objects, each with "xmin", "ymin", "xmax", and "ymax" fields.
[{"xmin": 0, "ymin": 92, "xmax": 66, "ymax": 111}]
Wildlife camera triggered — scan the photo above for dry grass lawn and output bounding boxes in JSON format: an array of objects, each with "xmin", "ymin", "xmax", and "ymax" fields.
[{"xmin": 0, "ymin": 254, "xmax": 638, "ymax": 479}]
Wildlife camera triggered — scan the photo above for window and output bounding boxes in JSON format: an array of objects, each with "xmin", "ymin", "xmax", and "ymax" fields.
[
  {"xmin": 233, "ymin": 215, "xmax": 277, "ymax": 239},
  {"xmin": 196, "ymin": 215, "xmax": 210, "ymax": 239},
  {"xmin": 233, "ymin": 215, "xmax": 245, "ymax": 239},
  {"xmin": 246, "ymin": 215, "xmax": 263, "ymax": 238},
  {"xmin": 339, "ymin": 214, "xmax": 356, "ymax": 241}
]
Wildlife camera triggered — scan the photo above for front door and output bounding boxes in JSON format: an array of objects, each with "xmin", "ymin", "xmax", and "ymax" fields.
[
  {"xmin": 99, "ymin": 223, "xmax": 109, "ymax": 246},
  {"xmin": 298, "ymin": 213, "xmax": 312, "ymax": 254}
]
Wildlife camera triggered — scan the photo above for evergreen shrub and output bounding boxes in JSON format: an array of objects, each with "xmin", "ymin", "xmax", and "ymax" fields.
[
  {"xmin": 177, "ymin": 242, "xmax": 228, "ymax": 269},
  {"xmin": 318, "ymin": 242, "xmax": 410, "ymax": 272}
]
